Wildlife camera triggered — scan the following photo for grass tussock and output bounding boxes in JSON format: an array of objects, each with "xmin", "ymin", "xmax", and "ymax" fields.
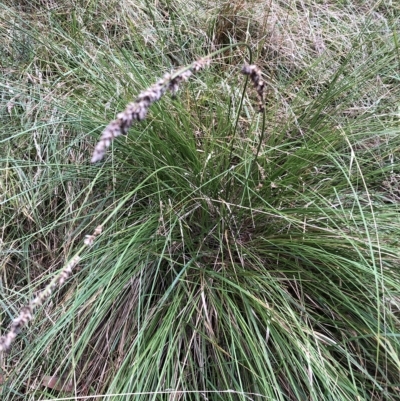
[{"xmin": 1, "ymin": 0, "xmax": 400, "ymax": 400}]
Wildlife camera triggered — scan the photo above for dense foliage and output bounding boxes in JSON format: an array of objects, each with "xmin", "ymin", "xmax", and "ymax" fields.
[{"xmin": 1, "ymin": 1, "xmax": 399, "ymax": 400}]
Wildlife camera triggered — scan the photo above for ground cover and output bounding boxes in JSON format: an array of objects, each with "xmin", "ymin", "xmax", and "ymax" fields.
[{"xmin": 1, "ymin": 1, "xmax": 400, "ymax": 400}]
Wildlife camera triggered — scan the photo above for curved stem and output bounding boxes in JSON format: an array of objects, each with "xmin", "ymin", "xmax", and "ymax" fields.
[
  {"xmin": 221, "ymin": 45, "xmax": 253, "ymax": 202},
  {"xmin": 169, "ymin": 43, "xmax": 253, "ymax": 81},
  {"xmin": 239, "ymin": 109, "xmax": 266, "ymax": 207}
]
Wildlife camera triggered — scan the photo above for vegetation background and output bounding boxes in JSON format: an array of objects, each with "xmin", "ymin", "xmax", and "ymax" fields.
[{"xmin": 1, "ymin": 0, "xmax": 400, "ymax": 400}]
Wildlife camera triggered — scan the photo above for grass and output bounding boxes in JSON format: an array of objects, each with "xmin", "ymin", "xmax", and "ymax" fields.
[{"xmin": 1, "ymin": 0, "xmax": 400, "ymax": 400}]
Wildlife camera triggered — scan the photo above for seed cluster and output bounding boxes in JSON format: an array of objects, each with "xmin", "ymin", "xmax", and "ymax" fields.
[
  {"xmin": 91, "ymin": 57, "xmax": 211, "ymax": 163},
  {"xmin": 84, "ymin": 225, "xmax": 103, "ymax": 246},
  {"xmin": 0, "ymin": 256, "xmax": 80, "ymax": 353},
  {"xmin": 241, "ymin": 64, "xmax": 265, "ymax": 112}
]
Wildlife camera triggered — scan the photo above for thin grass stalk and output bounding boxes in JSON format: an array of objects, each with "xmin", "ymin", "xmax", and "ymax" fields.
[
  {"xmin": 224, "ymin": 67, "xmax": 251, "ymax": 202},
  {"xmin": 226, "ymin": 51, "xmax": 255, "ymax": 166},
  {"xmin": 237, "ymin": 64, "xmax": 267, "ymax": 207}
]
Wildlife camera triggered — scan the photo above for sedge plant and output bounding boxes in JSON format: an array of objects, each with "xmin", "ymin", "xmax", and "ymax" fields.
[{"xmin": 1, "ymin": 1, "xmax": 400, "ymax": 400}]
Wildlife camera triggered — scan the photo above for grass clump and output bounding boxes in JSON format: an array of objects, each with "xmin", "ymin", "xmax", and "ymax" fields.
[{"xmin": 1, "ymin": 1, "xmax": 400, "ymax": 400}]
